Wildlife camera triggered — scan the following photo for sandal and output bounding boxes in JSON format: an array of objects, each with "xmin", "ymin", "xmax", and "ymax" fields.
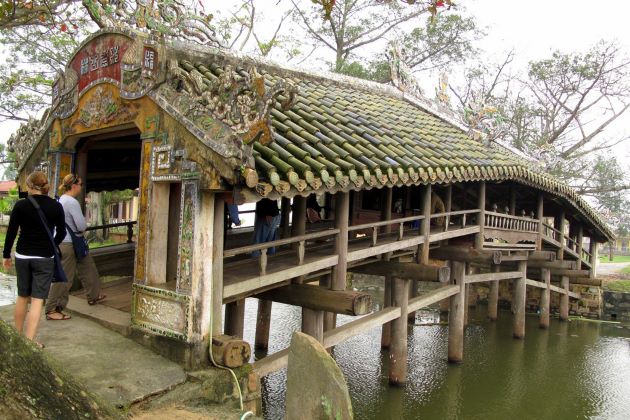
[
  {"xmin": 87, "ymin": 294, "xmax": 106, "ymax": 305},
  {"xmin": 34, "ymin": 341, "xmax": 45, "ymax": 349},
  {"xmin": 46, "ymin": 311, "xmax": 71, "ymax": 321}
]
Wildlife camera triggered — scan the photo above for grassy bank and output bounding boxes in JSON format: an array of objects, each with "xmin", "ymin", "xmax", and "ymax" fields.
[
  {"xmin": 604, "ymin": 280, "xmax": 630, "ymax": 292},
  {"xmin": 600, "ymin": 255, "xmax": 630, "ymax": 263}
]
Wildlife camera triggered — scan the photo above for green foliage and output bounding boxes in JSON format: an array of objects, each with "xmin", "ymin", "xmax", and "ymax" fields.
[{"xmin": 604, "ymin": 279, "xmax": 630, "ymax": 291}]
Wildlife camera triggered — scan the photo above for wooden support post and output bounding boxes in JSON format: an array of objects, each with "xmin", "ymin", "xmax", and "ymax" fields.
[
  {"xmin": 292, "ymin": 196, "xmax": 306, "ymax": 239},
  {"xmin": 536, "ymin": 193, "xmax": 544, "ymax": 250},
  {"xmin": 464, "ymin": 283, "xmax": 470, "ymax": 327},
  {"xmin": 280, "ymin": 197, "xmax": 291, "ymax": 239},
  {"xmin": 509, "ymin": 186, "xmax": 516, "ymax": 216},
  {"xmin": 444, "ymin": 185, "xmax": 452, "ymax": 234},
  {"xmin": 302, "ymin": 308, "xmax": 324, "ymax": 343},
  {"xmin": 448, "ymin": 261, "xmax": 466, "ymax": 363},
  {"xmin": 382, "ymin": 188, "xmax": 394, "ymax": 344},
  {"xmin": 389, "ymin": 277, "xmax": 409, "ymax": 385},
  {"xmin": 488, "ymin": 264, "xmax": 499, "ymax": 321},
  {"xmin": 513, "ymin": 260, "xmax": 527, "ymax": 339},
  {"xmin": 560, "ymin": 275, "xmax": 569, "ymax": 321},
  {"xmin": 381, "ymin": 274, "xmax": 392, "ymax": 348},
  {"xmin": 430, "ymin": 246, "xmax": 502, "ymax": 265},
  {"xmin": 420, "ymin": 184, "xmax": 432, "ymax": 264},
  {"xmin": 557, "ymin": 210, "xmax": 566, "ymax": 260},
  {"xmin": 408, "ymin": 280, "xmax": 417, "ymax": 322},
  {"xmin": 589, "ymin": 240, "xmax": 599, "ymax": 278},
  {"xmin": 212, "ymin": 194, "xmax": 225, "ymax": 335},
  {"xmin": 329, "ymin": 191, "xmax": 350, "ymax": 332},
  {"xmin": 319, "ymin": 274, "xmax": 335, "ymax": 332},
  {"xmin": 475, "ymin": 182, "xmax": 486, "ymax": 249},
  {"xmin": 224, "ymin": 299, "xmax": 245, "ymax": 339},
  {"xmin": 255, "ymin": 299, "xmax": 272, "ymax": 349},
  {"xmin": 539, "ymin": 267, "xmax": 551, "ymax": 329},
  {"xmin": 383, "ymin": 187, "xmax": 393, "ymax": 235}
]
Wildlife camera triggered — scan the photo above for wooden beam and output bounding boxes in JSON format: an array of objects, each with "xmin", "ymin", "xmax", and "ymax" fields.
[
  {"xmin": 324, "ymin": 307, "xmax": 401, "ymax": 350},
  {"xmin": 528, "ymin": 268, "xmax": 590, "ymax": 277},
  {"xmin": 465, "ymin": 271, "xmax": 522, "ymax": 284},
  {"xmin": 407, "ymin": 285, "xmax": 459, "ymax": 313},
  {"xmin": 524, "ymin": 260, "xmax": 575, "ymax": 270},
  {"xmin": 569, "ymin": 277, "xmax": 602, "ymax": 287},
  {"xmin": 349, "ymin": 261, "xmax": 450, "ymax": 283},
  {"xmin": 254, "ymin": 284, "xmax": 373, "ymax": 316},
  {"xmin": 431, "ymin": 245, "xmax": 502, "ymax": 265},
  {"xmin": 529, "ymin": 250, "xmax": 556, "ymax": 262}
]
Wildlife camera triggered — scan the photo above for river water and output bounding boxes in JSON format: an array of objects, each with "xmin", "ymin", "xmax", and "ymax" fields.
[
  {"xmin": 239, "ymin": 281, "xmax": 630, "ymax": 420},
  {"xmin": 2, "ymin": 275, "xmax": 628, "ymax": 419}
]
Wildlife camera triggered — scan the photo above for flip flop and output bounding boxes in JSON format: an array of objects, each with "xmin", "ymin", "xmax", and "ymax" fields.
[
  {"xmin": 34, "ymin": 341, "xmax": 45, "ymax": 349},
  {"xmin": 46, "ymin": 311, "xmax": 71, "ymax": 321},
  {"xmin": 87, "ymin": 294, "xmax": 106, "ymax": 305}
]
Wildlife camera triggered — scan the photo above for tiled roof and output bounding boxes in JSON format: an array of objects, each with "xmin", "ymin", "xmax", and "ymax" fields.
[{"xmin": 173, "ymin": 58, "xmax": 613, "ymax": 241}]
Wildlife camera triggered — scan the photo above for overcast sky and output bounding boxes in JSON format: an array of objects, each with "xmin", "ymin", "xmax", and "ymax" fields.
[{"xmin": 1, "ymin": 0, "xmax": 629, "ymax": 166}]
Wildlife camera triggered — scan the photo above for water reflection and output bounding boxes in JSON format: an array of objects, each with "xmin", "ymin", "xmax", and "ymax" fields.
[
  {"xmin": 250, "ymin": 277, "xmax": 630, "ymax": 420},
  {"xmin": 0, "ymin": 274, "xmax": 16, "ymax": 307}
]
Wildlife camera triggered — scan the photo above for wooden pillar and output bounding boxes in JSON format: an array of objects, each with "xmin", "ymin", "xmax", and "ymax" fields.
[
  {"xmin": 513, "ymin": 260, "xmax": 527, "ymax": 339},
  {"xmin": 211, "ymin": 194, "xmax": 225, "ymax": 335},
  {"xmin": 420, "ymin": 184, "xmax": 432, "ymax": 264},
  {"xmin": 509, "ymin": 186, "xmax": 516, "ymax": 216},
  {"xmin": 448, "ymin": 261, "xmax": 466, "ymax": 363},
  {"xmin": 557, "ymin": 210, "xmax": 566, "ymax": 260},
  {"xmin": 576, "ymin": 225, "xmax": 584, "ymax": 265},
  {"xmin": 383, "ymin": 187, "xmax": 393, "ymax": 234},
  {"xmin": 320, "ymin": 274, "xmax": 335, "ymax": 332},
  {"xmin": 280, "ymin": 197, "xmax": 291, "ymax": 239},
  {"xmin": 329, "ymin": 192, "xmax": 350, "ymax": 330},
  {"xmin": 589, "ymin": 240, "xmax": 599, "ymax": 278},
  {"xmin": 255, "ymin": 299, "xmax": 272, "ymax": 349},
  {"xmin": 539, "ymin": 267, "xmax": 551, "ymax": 329},
  {"xmin": 381, "ymin": 274, "xmax": 392, "ymax": 348},
  {"xmin": 560, "ymin": 275, "xmax": 569, "ymax": 321},
  {"xmin": 536, "ymin": 193, "xmax": 544, "ymax": 250},
  {"xmin": 302, "ymin": 308, "xmax": 324, "ymax": 343},
  {"xmin": 488, "ymin": 264, "xmax": 499, "ymax": 321},
  {"xmin": 389, "ymin": 277, "xmax": 409, "ymax": 385},
  {"xmin": 444, "ymin": 185, "xmax": 452, "ymax": 233},
  {"xmin": 475, "ymin": 182, "xmax": 486, "ymax": 249},
  {"xmin": 292, "ymin": 196, "xmax": 306, "ymax": 238},
  {"xmin": 224, "ymin": 299, "xmax": 245, "ymax": 338}
]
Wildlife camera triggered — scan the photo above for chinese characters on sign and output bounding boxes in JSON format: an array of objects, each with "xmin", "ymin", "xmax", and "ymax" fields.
[
  {"xmin": 80, "ymin": 46, "xmax": 120, "ymax": 76},
  {"xmin": 142, "ymin": 47, "xmax": 158, "ymax": 77}
]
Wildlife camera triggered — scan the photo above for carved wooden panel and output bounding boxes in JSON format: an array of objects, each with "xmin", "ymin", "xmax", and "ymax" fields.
[{"xmin": 132, "ymin": 284, "xmax": 190, "ymax": 340}]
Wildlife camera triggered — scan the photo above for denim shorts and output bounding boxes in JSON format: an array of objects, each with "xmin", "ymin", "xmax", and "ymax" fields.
[{"xmin": 15, "ymin": 258, "xmax": 55, "ymax": 299}]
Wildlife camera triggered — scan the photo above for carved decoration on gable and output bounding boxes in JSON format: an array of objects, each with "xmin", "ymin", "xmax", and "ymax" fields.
[
  {"xmin": 7, "ymin": 118, "xmax": 44, "ymax": 169},
  {"xmin": 167, "ymin": 60, "xmax": 298, "ymax": 146},
  {"xmin": 151, "ymin": 143, "xmax": 199, "ymax": 182},
  {"xmin": 121, "ymin": 36, "xmax": 163, "ymax": 99},
  {"xmin": 52, "ymin": 68, "xmax": 79, "ymax": 119},
  {"xmin": 70, "ymin": 86, "xmax": 140, "ymax": 132}
]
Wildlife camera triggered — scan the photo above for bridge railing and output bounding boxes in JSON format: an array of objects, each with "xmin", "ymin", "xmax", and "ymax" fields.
[
  {"xmin": 86, "ymin": 221, "xmax": 137, "ymax": 243},
  {"xmin": 484, "ymin": 211, "xmax": 539, "ymax": 233}
]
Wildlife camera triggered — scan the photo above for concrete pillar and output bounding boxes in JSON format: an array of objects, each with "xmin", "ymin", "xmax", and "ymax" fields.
[
  {"xmin": 448, "ymin": 261, "xmax": 466, "ymax": 363},
  {"xmin": 488, "ymin": 264, "xmax": 500, "ymax": 321},
  {"xmin": 389, "ymin": 277, "xmax": 409, "ymax": 385},
  {"xmin": 255, "ymin": 299, "xmax": 272, "ymax": 349},
  {"xmin": 560, "ymin": 275, "xmax": 569, "ymax": 321},
  {"xmin": 513, "ymin": 260, "xmax": 527, "ymax": 339},
  {"xmin": 539, "ymin": 267, "xmax": 551, "ymax": 329}
]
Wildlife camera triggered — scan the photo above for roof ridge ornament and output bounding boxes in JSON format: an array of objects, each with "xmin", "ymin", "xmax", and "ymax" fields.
[
  {"xmin": 167, "ymin": 60, "xmax": 297, "ymax": 145},
  {"xmin": 387, "ymin": 41, "xmax": 424, "ymax": 99}
]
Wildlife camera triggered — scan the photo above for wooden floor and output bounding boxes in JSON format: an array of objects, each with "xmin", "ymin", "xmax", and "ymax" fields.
[{"xmin": 72, "ymin": 277, "xmax": 133, "ymax": 313}]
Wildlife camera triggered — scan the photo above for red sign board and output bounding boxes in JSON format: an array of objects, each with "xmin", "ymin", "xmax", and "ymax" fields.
[{"xmin": 70, "ymin": 34, "xmax": 132, "ymax": 94}]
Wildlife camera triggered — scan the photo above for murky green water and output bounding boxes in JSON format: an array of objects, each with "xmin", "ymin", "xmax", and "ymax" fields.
[{"xmin": 241, "ymin": 285, "xmax": 630, "ymax": 420}]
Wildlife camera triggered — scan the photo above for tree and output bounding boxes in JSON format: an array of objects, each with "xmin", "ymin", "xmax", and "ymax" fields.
[
  {"xmin": 449, "ymin": 42, "xmax": 630, "ymax": 214},
  {"xmin": 291, "ymin": 0, "xmax": 428, "ymax": 72}
]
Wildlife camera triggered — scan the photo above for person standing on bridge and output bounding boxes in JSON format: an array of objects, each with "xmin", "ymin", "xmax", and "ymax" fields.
[
  {"xmin": 46, "ymin": 174, "xmax": 104, "ymax": 317},
  {"xmin": 2, "ymin": 171, "xmax": 66, "ymax": 347}
]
